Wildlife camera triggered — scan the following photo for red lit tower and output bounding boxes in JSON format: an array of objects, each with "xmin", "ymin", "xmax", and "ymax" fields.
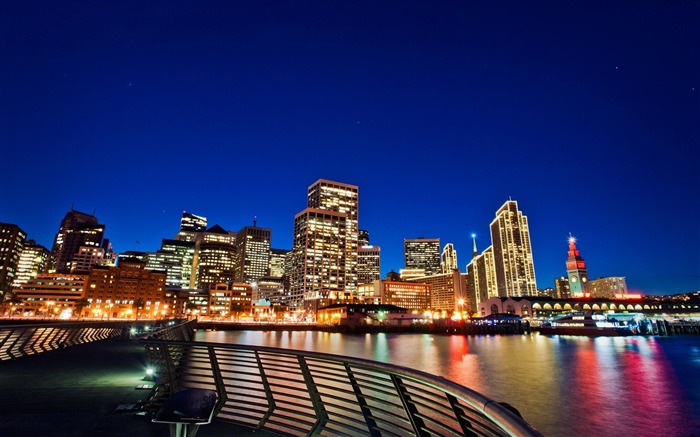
[{"xmin": 566, "ymin": 233, "xmax": 588, "ymax": 297}]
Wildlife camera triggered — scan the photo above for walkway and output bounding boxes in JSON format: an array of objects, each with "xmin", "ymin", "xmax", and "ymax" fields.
[{"xmin": 0, "ymin": 337, "xmax": 274, "ymax": 436}]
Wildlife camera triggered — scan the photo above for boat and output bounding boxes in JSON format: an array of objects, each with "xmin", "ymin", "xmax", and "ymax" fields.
[{"xmin": 538, "ymin": 312, "xmax": 638, "ymax": 336}]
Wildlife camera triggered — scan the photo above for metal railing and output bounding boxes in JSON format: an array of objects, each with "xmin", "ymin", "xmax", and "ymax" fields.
[
  {"xmin": 0, "ymin": 322, "xmax": 124, "ymax": 360},
  {"xmin": 141, "ymin": 339, "xmax": 541, "ymax": 437}
]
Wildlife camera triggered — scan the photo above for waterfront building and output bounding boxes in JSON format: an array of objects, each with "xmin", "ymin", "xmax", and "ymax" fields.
[
  {"xmin": 193, "ymin": 224, "xmax": 237, "ymax": 290},
  {"xmin": 358, "ymin": 245, "xmax": 381, "ymax": 286},
  {"xmin": 357, "ymin": 279, "xmax": 430, "ymax": 311},
  {"xmin": 0, "ymin": 222, "xmax": 27, "ymax": 293},
  {"xmin": 255, "ymin": 275, "xmax": 285, "ymax": 303},
  {"xmin": 49, "ymin": 209, "xmax": 104, "ymax": 274},
  {"xmin": 490, "ymin": 200, "xmax": 537, "ymax": 297},
  {"xmin": 86, "ymin": 258, "xmax": 167, "ymax": 319},
  {"xmin": 13, "ymin": 273, "xmax": 87, "ymax": 316},
  {"xmin": 466, "ymin": 245, "xmax": 497, "ymax": 316},
  {"xmin": 290, "ymin": 179, "xmax": 359, "ymax": 309},
  {"xmin": 565, "ymin": 234, "xmax": 589, "ymax": 296},
  {"xmin": 12, "ymin": 240, "xmax": 49, "ymax": 288},
  {"xmin": 70, "ymin": 246, "xmax": 105, "ymax": 274},
  {"xmin": 440, "ymin": 243, "xmax": 458, "ymax": 274},
  {"xmin": 404, "ymin": 238, "xmax": 441, "ymax": 276},
  {"xmin": 176, "ymin": 211, "xmax": 207, "ymax": 242},
  {"xmin": 317, "ymin": 304, "xmax": 423, "ymax": 327},
  {"xmin": 208, "ymin": 283, "xmax": 233, "ymax": 317},
  {"xmin": 554, "ymin": 277, "xmax": 571, "ymax": 299},
  {"xmin": 233, "ymin": 225, "xmax": 271, "ymax": 284},
  {"xmin": 588, "ymin": 276, "xmax": 627, "ymax": 298},
  {"xmin": 407, "ymin": 270, "xmax": 468, "ymax": 313}
]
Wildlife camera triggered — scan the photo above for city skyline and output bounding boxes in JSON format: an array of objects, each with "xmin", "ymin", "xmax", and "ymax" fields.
[{"xmin": 1, "ymin": 2, "xmax": 698, "ymax": 295}]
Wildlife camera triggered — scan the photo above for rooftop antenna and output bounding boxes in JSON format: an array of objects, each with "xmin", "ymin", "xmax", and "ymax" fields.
[{"xmin": 253, "ymin": 216, "xmax": 257, "ymax": 227}]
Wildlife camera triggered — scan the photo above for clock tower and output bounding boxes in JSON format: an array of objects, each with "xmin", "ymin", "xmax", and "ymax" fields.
[{"xmin": 565, "ymin": 234, "xmax": 588, "ymax": 297}]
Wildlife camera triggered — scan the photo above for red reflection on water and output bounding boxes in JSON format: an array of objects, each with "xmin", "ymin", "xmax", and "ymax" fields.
[{"xmin": 449, "ymin": 335, "xmax": 469, "ymax": 362}]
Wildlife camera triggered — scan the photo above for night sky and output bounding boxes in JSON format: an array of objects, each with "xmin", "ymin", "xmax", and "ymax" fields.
[{"xmin": 1, "ymin": 1, "xmax": 698, "ymax": 295}]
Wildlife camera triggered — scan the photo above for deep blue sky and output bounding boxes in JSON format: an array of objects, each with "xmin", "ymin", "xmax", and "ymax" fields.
[{"xmin": 1, "ymin": 1, "xmax": 698, "ymax": 295}]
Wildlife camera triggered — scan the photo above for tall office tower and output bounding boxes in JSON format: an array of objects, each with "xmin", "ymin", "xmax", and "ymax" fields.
[
  {"xmin": 358, "ymin": 245, "xmax": 381, "ymax": 286},
  {"xmin": 233, "ymin": 225, "xmax": 271, "ymax": 284},
  {"xmin": 565, "ymin": 234, "xmax": 589, "ymax": 296},
  {"xmin": 306, "ymin": 179, "xmax": 359, "ymax": 292},
  {"xmin": 408, "ymin": 270, "xmax": 467, "ymax": 313},
  {"xmin": 49, "ymin": 209, "xmax": 104, "ymax": 274},
  {"xmin": 588, "ymin": 277, "xmax": 627, "ymax": 298},
  {"xmin": 176, "ymin": 211, "xmax": 207, "ymax": 242},
  {"xmin": 441, "ymin": 243, "xmax": 458, "ymax": 273},
  {"xmin": 490, "ymin": 200, "xmax": 537, "ymax": 297},
  {"xmin": 404, "ymin": 238, "xmax": 441, "ymax": 276},
  {"xmin": 466, "ymin": 246, "xmax": 497, "ymax": 315},
  {"xmin": 70, "ymin": 246, "xmax": 105, "ymax": 273},
  {"xmin": 194, "ymin": 224, "xmax": 237, "ymax": 290},
  {"xmin": 290, "ymin": 208, "xmax": 347, "ymax": 309},
  {"xmin": 101, "ymin": 239, "xmax": 117, "ymax": 266},
  {"xmin": 554, "ymin": 277, "xmax": 571, "ymax": 299},
  {"xmin": 12, "ymin": 240, "xmax": 49, "ymax": 288},
  {"xmin": 160, "ymin": 239, "xmax": 195, "ymax": 288},
  {"xmin": 0, "ymin": 223, "xmax": 27, "ymax": 293},
  {"xmin": 358, "ymin": 229, "xmax": 370, "ymax": 247},
  {"xmin": 269, "ymin": 248, "xmax": 290, "ymax": 278}
]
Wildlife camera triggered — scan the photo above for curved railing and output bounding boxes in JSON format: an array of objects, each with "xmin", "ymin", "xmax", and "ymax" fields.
[{"xmin": 141, "ymin": 339, "xmax": 541, "ymax": 436}]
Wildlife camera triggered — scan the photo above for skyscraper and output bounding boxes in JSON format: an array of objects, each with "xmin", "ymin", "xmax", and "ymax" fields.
[
  {"xmin": 358, "ymin": 244, "xmax": 381, "ymax": 286},
  {"xmin": 404, "ymin": 238, "xmax": 441, "ymax": 276},
  {"xmin": 193, "ymin": 225, "xmax": 237, "ymax": 290},
  {"xmin": 290, "ymin": 179, "xmax": 359, "ymax": 309},
  {"xmin": 12, "ymin": 240, "xmax": 49, "ymax": 288},
  {"xmin": 467, "ymin": 245, "xmax": 497, "ymax": 314},
  {"xmin": 440, "ymin": 243, "xmax": 458, "ymax": 273},
  {"xmin": 176, "ymin": 211, "xmax": 207, "ymax": 242},
  {"xmin": 49, "ymin": 209, "xmax": 104, "ymax": 274},
  {"xmin": 233, "ymin": 225, "xmax": 271, "ymax": 284},
  {"xmin": 565, "ymin": 234, "xmax": 588, "ymax": 296},
  {"xmin": 0, "ymin": 222, "xmax": 27, "ymax": 293},
  {"xmin": 490, "ymin": 200, "xmax": 537, "ymax": 296}
]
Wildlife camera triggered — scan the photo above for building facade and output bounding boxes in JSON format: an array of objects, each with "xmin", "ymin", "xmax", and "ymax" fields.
[
  {"xmin": 176, "ymin": 211, "xmax": 207, "ymax": 242},
  {"xmin": 193, "ymin": 225, "xmax": 237, "ymax": 290},
  {"xmin": 408, "ymin": 270, "xmax": 468, "ymax": 313},
  {"xmin": 357, "ymin": 280, "xmax": 430, "ymax": 311},
  {"xmin": 466, "ymin": 245, "xmax": 497, "ymax": 315},
  {"xmin": 490, "ymin": 200, "xmax": 537, "ymax": 297},
  {"xmin": 357, "ymin": 245, "xmax": 381, "ymax": 286},
  {"xmin": 588, "ymin": 277, "xmax": 627, "ymax": 298},
  {"xmin": 49, "ymin": 209, "xmax": 104, "ymax": 274},
  {"xmin": 233, "ymin": 225, "xmax": 271, "ymax": 284},
  {"xmin": 13, "ymin": 273, "xmax": 87, "ymax": 316},
  {"xmin": 70, "ymin": 246, "xmax": 105, "ymax": 274},
  {"xmin": 0, "ymin": 222, "xmax": 27, "ymax": 293},
  {"xmin": 12, "ymin": 240, "xmax": 49, "ymax": 288},
  {"xmin": 440, "ymin": 243, "xmax": 458, "ymax": 274},
  {"xmin": 565, "ymin": 234, "xmax": 589, "ymax": 296},
  {"xmin": 404, "ymin": 238, "xmax": 441, "ymax": 276}
]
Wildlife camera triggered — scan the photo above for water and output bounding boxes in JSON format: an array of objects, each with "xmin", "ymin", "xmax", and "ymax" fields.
[{"xmin": 196, "ymin": 330, "xmax": 700, "ymax": 436}]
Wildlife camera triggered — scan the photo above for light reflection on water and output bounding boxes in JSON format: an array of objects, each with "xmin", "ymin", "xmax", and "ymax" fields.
[{"xmin": 196, "ymin": 330, "xmax": 700, "ymax": 436}]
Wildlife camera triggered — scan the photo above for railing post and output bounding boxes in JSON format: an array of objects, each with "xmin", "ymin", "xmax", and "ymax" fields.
[
  {"xmin": 390, "ymin": 374, "xmax": 429, "ymax": 437},
  {"xmin": 207, "ymin": 346, "xmax": 228, "ymax": 414},
  {"xmin": 255, "ymin": 350, "xmax": 276, "ymax": 429},
  {"xmin": 344, "ymin": 363, "xmax": 380, "ymax": 436},
  {"xmin": 446, "ymin": 392, "xmax": 478, "ymax": 437},
  {"xmin": 298, "ymin": 356, "xmax": 328, "ymax": 436}
]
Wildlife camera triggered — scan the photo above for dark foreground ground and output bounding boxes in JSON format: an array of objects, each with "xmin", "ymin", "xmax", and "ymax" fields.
[{"xmin": 0, "ymin": 338, "xmax": 275, "ymax": 436}]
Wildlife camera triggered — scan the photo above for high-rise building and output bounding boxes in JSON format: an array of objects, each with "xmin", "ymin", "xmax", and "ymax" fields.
[
  {"xmin": 233, "ymin": 225, "xmax": 271, "ymax": 284},
  {"xmin": 588, "ymin": 277, "xmax": 627, "ymax": 298},
  {"xmin": 358, "ymin": 245, "xmax": 381, "ymax": 286},
  {"xmin": 357, "ymin": 280, "xmax": 430, "ymax": 311},
  {"xmin": 161, "ymin": 239, "xmax": 195, "ymax": 288},
  {"xmin": 440, "ymin": 243, "xmax": 458, "ymax": 273},
  {"xmin": 407, "ymin": 270, "xmax": 467, "ymax": 313},
  {"xmin": 176, "ymin": 211, "xmax": 207, "ymax": 242},
  {"xmin": 404, "ymin": 238, "xmax": 441, "ymax": 276},
  {"xmin": 12, "ymin": 240, "xmax": 49, "ymax": 288},
  {"xmin": 0, "ymin": 222, "xmax": 27, "ymax": 293},
  {"xmin": 290, "ymin": 179, "xmax": 359, "ymax": 309},
  {"xmin": 490, "ymin": 200, "xmax": 537, "ymax": 297},
  {"xmin": 70, "ymin": 246, "xmax": 105, "ymax": 273},
  {"xmin": 554, "ymin": 277, "xmax": 571, "ymax": 299},
  {"xmin": 358, "ymin": 229, "xmax": 370, "ymax": 247},
  {"xmin": 49, "ymin": 209, "xmax": 104, "ymax": 274},
  {"xmin": 565, "ymin": 234, "xmax": 589, "ymax": 296},
  {"xmin": 466, "ymin": 245, "xmax": 497, "ymax": 315},
  {"xmin": 269, "ymin": 248, "xmax": 290, "ymax": 278},
  {"xmin": 194, "ymin": 225, "xmax": 237, "ymax": 290}
]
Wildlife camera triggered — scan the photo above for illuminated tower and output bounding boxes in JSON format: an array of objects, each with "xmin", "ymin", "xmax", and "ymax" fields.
[
  {"xmin": 49, "ymin": 209, "xmax": 104, "ymax": 274},
  {"xmin": 490, "ymin": 200, "xmax": 537, "ymax": 296},
  {"xmin": 440, "ymin": 243, "xmax": 458, "ymax": 273},
  {"xmin": 233, "ymin": 225, "xmax": 271, "ymax": 284},
  {"xmin": 565, "ymin": 234, "xmax": 589, "ymax": 296},
  {"xmin": 404, "ymin": 238, "xmax": 441, "ymax": 276},
  {"xmin": 176, "ymin": 211, "xmax": 207, "ymax": 242},
  {"xmin": 0, "ymin": 222, "xmax": 27, "ymax": 293}
]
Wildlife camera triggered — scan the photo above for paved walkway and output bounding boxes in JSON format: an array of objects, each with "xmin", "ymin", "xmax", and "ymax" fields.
[{"xmin": 0, "ymin": 337, "xmax": 275, "ymax": 436}]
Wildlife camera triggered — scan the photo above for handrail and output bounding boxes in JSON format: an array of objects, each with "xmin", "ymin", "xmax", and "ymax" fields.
[{"xmin": 141, "ymin": 339, "xmax": 542, "ymax": 437}]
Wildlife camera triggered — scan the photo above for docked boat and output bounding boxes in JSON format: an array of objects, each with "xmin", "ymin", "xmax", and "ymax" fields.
[{"xmin": 538, "ymin": 312, "xmax": 637, "ymax": 336}]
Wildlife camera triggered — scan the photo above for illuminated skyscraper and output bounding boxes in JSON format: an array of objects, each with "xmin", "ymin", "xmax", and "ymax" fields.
[
  {"xmin": 358, "ymin": 245, "xmax": 381, "ymax": 286},
  {"xmin": 49, "ymin": 209, "xmax": 104, "ymax": 274},
  {"xmin": 490, "ymin": 200, "xmax": 537, "ymax": 297},
  {"xmin": 440, "ymin": 243, "xmax": 458, "ymax": 273},
  {"xmin": 12, "ymin": 240, "xmax": 49, "ymax": 288},
  {"xmin": 146, "ymin": 239, "xmax": 195, "ymax": 288},
  {"xmin": 565, "ymin": 234, "xmax": 589, "ymax": 296},
  {"xmin": 193, "ymin": 225, "xmax": 237, "ymax": 290},
  {"xmin": 290, "ymin": 179, "xmax": 359, "ymax": 309},
  {"xmin": 358, "ymin": 229, "xmax": 370, "ymax": 246},
  {"xmin": 0, "ymin": 222, "xmax": 27, "ymax": 293},
  {"xmin": 70, "ymin": 246, "xmax": 105, "ymax": 273},
  {"xmin": 176, "ymin": 211, "xmax": 207, "ymax": 242},
  {"xmin": 467, "ymin": 245, "xmax": 497, "ymax": 314},
  {"xmin": 404, "ymin": 238, "xmax": 441, "ymax": 276},
  {"xmin": 233, "ymin": 225, "xmax": 271, "ymax": 284}
]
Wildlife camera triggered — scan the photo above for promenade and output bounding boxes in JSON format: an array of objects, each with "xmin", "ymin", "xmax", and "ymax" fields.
[{"xmin": 0, "ymin": 337, "xmax": 270, "ymax": 436}]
